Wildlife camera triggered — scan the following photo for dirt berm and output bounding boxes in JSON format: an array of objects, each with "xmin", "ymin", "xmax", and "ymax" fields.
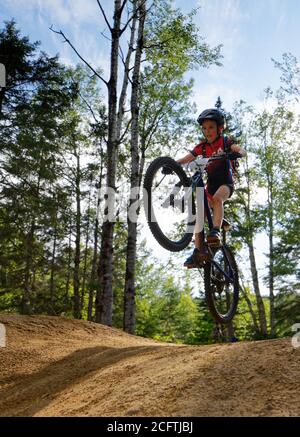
[{"xmin": 0, "ymin": 314, "xmax": 299, "ymax": 417}]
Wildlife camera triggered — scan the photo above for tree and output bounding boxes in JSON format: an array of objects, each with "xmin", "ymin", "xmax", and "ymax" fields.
[
  {"xmin": 0, "ymin": 21, "xmax": 77, "ymax": 314},
  {"xmin": 94, "ymin": 0, "xmax": 140, "ymax": 326},
  {"xmin": 59, "ymin": 65, "xmax": 107, "ymax": 319},
  {"xmin": 216, "ymin": 99, "xmax": 268, "ymax": 337},
  {"xmin": 250, "ymin": 88, "xmax": 299, "ymax": 337},
  {"xmin": 123, "ymin": 0, "xmax": 147, "ymax": 334},
  {"xmin": 123, "ymin": 0, "xmax": 223, "ymax": 333},
  {"xmin": 135, "ymin": 257, "xmax": 199, "ymax": 344},
  {"xmin": 272, "ymin": 52, "xmax": 300, "ymax": 100}
]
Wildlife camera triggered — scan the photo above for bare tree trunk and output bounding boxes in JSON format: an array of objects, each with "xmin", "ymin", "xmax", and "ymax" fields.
[
  {"xmin": 80, "ymin": 186, "xmax": 92, "ymax": 311},
  {"xmin": 212, "ymin": 323, "xmax": 223, "ymax": 343},
  {"xmin": 22, "ymin": 169, "xmax": 42, "ymax": 314},
  {"xmin": 242, "ymin": 154, "xmax": 268, "ymax": 337},
  {"xmin": 88, "ymin": 148, "xmax": 104, "ymax": 321},
  {"xmin": 123, "ymin": 0, "xmax": 146, "ymax": 333},
  {"xmin": 224, "ymin": 289, "xmax": 235, "ymax": 341},
  {"xmin": 73, "ymin": 152, "xmax": 81, "ymax": 319},
  {"xmin": 65, "ymin": 217, "xmax": 72, "ymax": 304},
  {"xmin": 96, "ymin": 0, "xmax": 133, "ymax": 325},
  {"xmin": 247, "ymin": 240, "xmax": 268, "ymax": 336},
  {"xmin": 22, "ymin": 221, "xmax": 35, "ymax": 315},
  {"xmin": 88, "ymin": 205, "xmax": 99, "ymax": 321},
  {"xmin": 240, "ymin": 280, "xmax": 260, "ymax": 334},
  {"xmin": 116, "ymin": 1, "xmax": 138, "ymax": 138},
  {"xmin": 225, "ymin": 322, "xmax": 235, "ymax": 341},
  {"xmin": 50, "ymin": 207, "xmax": 58, "ymax": 313},
  {"xmin": 0, "ymin": 89, "xmax": 4, "ymax": 115},
  {"xmin": 268, "ymin": 176, "xmax": 276, "ymax": 337}
]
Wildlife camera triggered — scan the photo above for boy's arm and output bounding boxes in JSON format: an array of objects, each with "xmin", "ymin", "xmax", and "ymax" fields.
[
  {"xmin": 230, "ymin": 143, "xmax": 247, "ymax": 157},
  {"xmin": 177, "ymin": 152, "xmax": 196, "ymax": 165}
]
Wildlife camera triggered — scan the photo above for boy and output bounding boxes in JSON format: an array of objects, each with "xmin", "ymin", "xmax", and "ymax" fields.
[{"xmin": 176, "ymin": 108, "xmax": 246, "ymax": 268}]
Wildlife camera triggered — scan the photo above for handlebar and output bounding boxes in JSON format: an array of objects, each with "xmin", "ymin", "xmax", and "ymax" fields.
[
  {"xmin": 204, "ymin": 152, "xmax": 242, "ymax": 161},
  {"xmin": 185, "ymin": 152, "xmax": 242, "ymax": 172},
  {"xmin": 227, "ymin": 152, "xmax": 243, "ymax": 160}
]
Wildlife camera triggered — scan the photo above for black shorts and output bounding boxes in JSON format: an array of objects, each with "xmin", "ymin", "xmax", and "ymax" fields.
[{"xmin": 207, "ymin": 183, "xmax": 234, "ymax": 199}]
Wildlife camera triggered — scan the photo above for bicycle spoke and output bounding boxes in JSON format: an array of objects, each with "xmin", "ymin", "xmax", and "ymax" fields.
[
  {"xmin": 151, "ymin": 170, "xmax": 192, "ymax": 243},
  {"xmin": 143, "ymin": 157, "xmax": 194, "ymax": 252}
]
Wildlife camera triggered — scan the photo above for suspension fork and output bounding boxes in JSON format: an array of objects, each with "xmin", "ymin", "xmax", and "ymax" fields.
[{"xmin": 210, "ymin": 246, "xmax": 235, "ymax": 283}]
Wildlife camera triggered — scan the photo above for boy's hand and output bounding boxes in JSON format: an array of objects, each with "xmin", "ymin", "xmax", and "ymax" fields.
[
  {"xmin": 227, "ymin": 152, "xmax": 242, "ymax": 160},
  {"xmin": 161, "ymin": 166, "xmax": 173, "ymax": 175}
]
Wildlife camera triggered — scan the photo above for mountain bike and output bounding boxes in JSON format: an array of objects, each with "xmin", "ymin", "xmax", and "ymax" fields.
[{"xmin": 143, "ymin": 154, "xmax": 241, "ymax": 324}]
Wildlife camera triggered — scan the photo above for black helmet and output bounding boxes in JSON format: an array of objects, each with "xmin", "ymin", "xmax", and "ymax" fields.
[{"xmin": 197, "ymin": 108, "xmax": 225, "ymax": 127}]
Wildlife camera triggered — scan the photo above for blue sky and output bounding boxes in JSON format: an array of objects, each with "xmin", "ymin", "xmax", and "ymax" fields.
[
  {"xmin": 187, "ymin": 0, "xmax": 300, "ymax": 110},
  {"xmin": 1, "ymin": 0, "xmax": 300, "ymax": 112}
]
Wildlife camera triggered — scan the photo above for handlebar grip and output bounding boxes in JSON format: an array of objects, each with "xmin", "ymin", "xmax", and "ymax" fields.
[
  {"xmin": 187, "ymin": 160, "xmax": 199, "ymax": 171},
  {"xmin": 227, "ymin": 152, "xmax": 243, "ymax": 160}
]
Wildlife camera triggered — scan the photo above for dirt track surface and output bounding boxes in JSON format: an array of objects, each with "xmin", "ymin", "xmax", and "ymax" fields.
[{"xmin": 0, "ymin": 313, "xmax": 299, "ymax": 417}]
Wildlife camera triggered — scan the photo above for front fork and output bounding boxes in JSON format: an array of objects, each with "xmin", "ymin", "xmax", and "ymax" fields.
[{"xmin": 209, "ymin": 245, "xmax": 235, "ymax": 283}]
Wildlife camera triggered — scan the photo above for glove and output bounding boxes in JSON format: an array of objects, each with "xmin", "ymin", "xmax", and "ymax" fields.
[
  {"xmin": 187, "ymin": 160, "xmax": 198, "ymax": 171},
  {"xmin": 161, "ymin": 166, "xmax": 173, "ymax": 175},
  {"xmin": 227, "ymin": 152, "xmax": 242, "ymax": 160}
]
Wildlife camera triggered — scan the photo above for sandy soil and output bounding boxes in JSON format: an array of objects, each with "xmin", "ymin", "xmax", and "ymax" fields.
[{"xmin": 0, "ymin": 313, "xmax": 299, "ymax": 417}]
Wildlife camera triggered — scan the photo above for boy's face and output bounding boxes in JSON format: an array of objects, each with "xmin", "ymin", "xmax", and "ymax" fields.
[{"xmin": 201, "ymin": 119, "xmax": 222, "ymax": 143}]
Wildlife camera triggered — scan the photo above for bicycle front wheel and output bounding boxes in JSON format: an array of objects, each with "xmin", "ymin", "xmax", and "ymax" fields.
[
  {"xmin": 204, "ymin": 244, "xmax": 239, "ymax": 324},
  {"xmin": 143, "ymin": 156, "xmax": 195, "ymax": 252}
]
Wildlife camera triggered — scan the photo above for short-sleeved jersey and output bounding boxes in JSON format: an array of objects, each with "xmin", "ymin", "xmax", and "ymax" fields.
[{"xmin": 190, "ymin": 135, "xmax": 234, "ymax": 187}]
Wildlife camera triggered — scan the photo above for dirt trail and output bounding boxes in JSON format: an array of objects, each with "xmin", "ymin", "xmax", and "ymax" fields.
[{"xmin": 0, "ymin": 314, "xmax": 299, "ymax": 417}]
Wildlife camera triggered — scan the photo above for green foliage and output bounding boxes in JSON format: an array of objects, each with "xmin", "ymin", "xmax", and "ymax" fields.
[
  {"xmin": 0, "ymin": 21, "xmax": 106, "ymax": 317},
  {"xmin": 272, "ymin": 52, "xmax": 300, "ymax": 99},
  {"xmin": 135, "ymin": 261, "xmax": 199, "ymax": 344},
  {"xmin": 275, "ymin": 291, "xmax": 300, "ymax": 336},
  {"xmin": 193, "ymin": 294, "xmax": 216, "ymax": 344},
  {"xmin": 138, "ymin": 0, "xmax": 223, "ymax": 162},
  {"xmin": 112, "ymin": 220, "xmax": 128, "ymax": 328},
  {"xmin": 146, "ymin": 1, "xmax": 222, "ymax": 73}
]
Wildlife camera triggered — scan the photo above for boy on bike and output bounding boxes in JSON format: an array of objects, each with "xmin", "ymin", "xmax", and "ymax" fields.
[{"xmin": 175, "ymin": 108, "xmax": 246, "ymax": 268}]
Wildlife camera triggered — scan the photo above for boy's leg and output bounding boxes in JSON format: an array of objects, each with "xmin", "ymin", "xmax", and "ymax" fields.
[
  {"xmin": 184, "ymin": 236, "xmax": 210, "ymax": 268},
  {"xmin": 184, "ymin": 229, "xmax": 210, "ymax": 270},
  {"xmin": 207, "ymin": 185, "xmax": 231, "ymax": 246},
  {"xmin": 211, "ymin": 185, "xmax": 231, "ymax": 229},
  {"xmin": 195, "ymin": 230, "xmax": 205, "ymax": 249}
]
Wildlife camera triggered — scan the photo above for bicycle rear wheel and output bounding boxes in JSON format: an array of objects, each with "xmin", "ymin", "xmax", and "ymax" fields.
[
  {"xmin": 204, "ymin": 244, "xmax": 239, "ymax": 324},
  {"xmin": 143, "ymin": 156, "xmax": 195, "ymax": 252}
]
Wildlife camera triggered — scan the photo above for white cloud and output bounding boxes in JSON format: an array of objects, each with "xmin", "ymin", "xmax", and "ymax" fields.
[
  {"xmin": 6, "ymin": 0, "xmax": 103, "ymax": 26},
  {"xmin": 196, "ymin": 0, "xmax": 248, "ymax": 63},
  {"xmin": 4, "ymin": 0, "xmax": 111, "ymax": 70},
  {"xmin": 190, "ymin": 0, "xmax": 250, "ymax": 110},
  {"xmin": 191, "ymin": 80, "xmax": 241, "ymax": 112}
]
